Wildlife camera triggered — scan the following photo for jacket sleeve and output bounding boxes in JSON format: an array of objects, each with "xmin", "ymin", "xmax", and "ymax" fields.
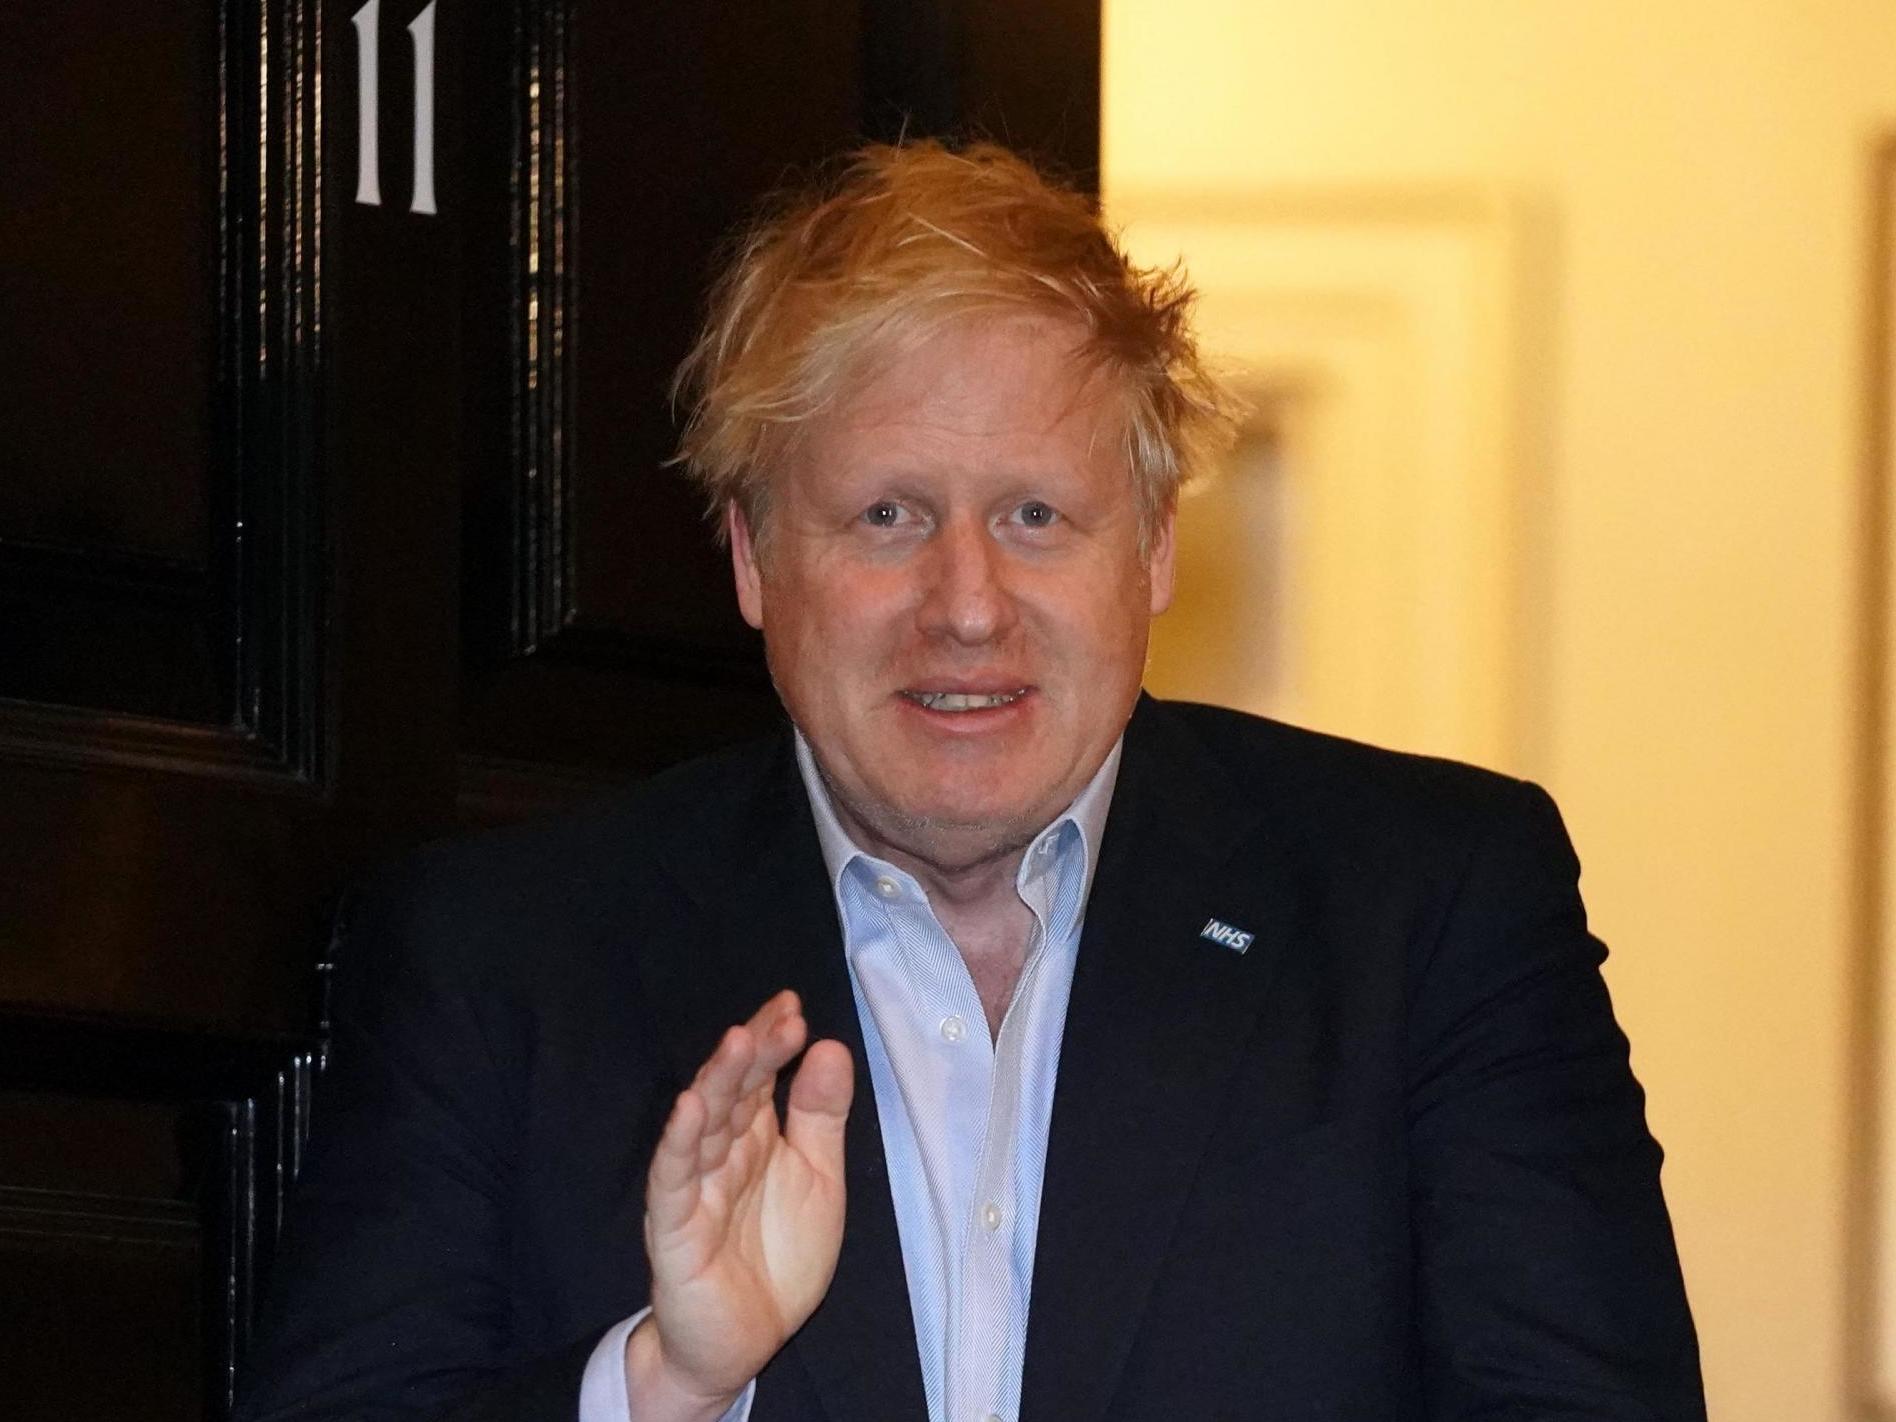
[
  {"xmin": 233, "ymin": 856, "xmax": 598, "ymax": 1422},
  {"xmin": 1406, "ymin": 779, "xmax": 1706, "ymax": 1420}
]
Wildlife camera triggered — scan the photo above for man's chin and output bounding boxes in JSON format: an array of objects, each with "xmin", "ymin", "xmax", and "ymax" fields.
[
  {"xmin": 845, "ymin": 788, "xmax": 1052, "ymax": 876},
  {"xmin": 888, "ymin": 818, "xmax": 1043, "ymax": 879}
]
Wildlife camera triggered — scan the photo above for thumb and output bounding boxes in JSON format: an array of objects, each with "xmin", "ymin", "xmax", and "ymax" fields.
[{"xmin": 782, "ymin": 1039, "xmax": 853, "ymax": 1173}]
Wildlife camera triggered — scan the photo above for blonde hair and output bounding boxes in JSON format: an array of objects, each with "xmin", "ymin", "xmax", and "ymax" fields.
[{"xmin": 671, "ymin": 140, "xmax": 1234, "ymax": 543}]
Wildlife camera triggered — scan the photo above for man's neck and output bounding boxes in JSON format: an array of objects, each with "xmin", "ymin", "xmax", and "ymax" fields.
[
  {"xmin": 933, "ymin": 893, "xmax": 1037, "ymax": 1037},
  {"xmin": 825, "ymin": 796, "xmax": 1037, "ymax": 1035},
  {"xmin": 793, "ymin": 729, "xmax": 1125, "ymax": 1037},
  {"xmin": 825, "ymin": 794, "xmax": 1027, "ymax": 911}
]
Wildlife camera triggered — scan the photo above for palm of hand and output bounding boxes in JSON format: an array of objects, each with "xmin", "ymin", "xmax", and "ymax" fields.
[{"xmin": 641, "ymin": 991, "xmax": 854, "ymax": 1406}]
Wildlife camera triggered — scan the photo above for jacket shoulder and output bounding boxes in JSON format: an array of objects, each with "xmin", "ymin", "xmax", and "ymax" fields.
[
  {"xmin": 335, "ymin": 728, "xmax": 793, "ymax": 986},
  {"xmin": 1141, "ymin": 698, "xmax": 1554, "ymax": 855},
  {"xmin": 400, "ymin": 728, "xmax": 785, "ymax": 882}
]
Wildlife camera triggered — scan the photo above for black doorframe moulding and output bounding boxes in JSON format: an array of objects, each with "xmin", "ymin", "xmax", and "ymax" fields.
[
  {"xmin": 0, "ymin": 0, "xmax": 326, "ymax": 789},
  {"xmin": 507, "ymin": 0, "xmax": 574, "ymax": 662}
]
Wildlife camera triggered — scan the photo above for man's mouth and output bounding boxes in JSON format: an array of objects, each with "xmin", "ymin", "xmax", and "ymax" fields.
[{"xmin": 901, "ymin": 688, "xmax": 1030, "ymax": 712}]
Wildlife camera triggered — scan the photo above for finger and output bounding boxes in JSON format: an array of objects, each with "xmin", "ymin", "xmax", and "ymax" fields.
[
  {"xmin": 693, "ymin": 1026, "xmax": 758, "ymax": 1171},
  {"xmin": 735, "ymin": 990, "xmax": 807, "ymax": 1099},
  {"xmin": 692, "ymin": 993, "xmax": 806, "ymax": 1170},
  {"xmin": 723, "ymin": 993, "xmax": 809, "ymax": 1145},
  {"xmin": 692, "ymin": 1023, "xmax": 756, "ymax": 1115},
  {"xmin": 730, "ymin": 1021, "xmax": 808, "ymax": 1140},
  {"xmin": 726, "ymin": 1073, "xmax": 775, "ymax": 1145},
  {"xmin": 741, "ymin": 987, "xmax": 798, "ymax": 1040},
  {"xmin": 646, "ymin": 1087, "xmax": 707, "ymax": 1236},
  {"xmin": 783, "ymin": 1039, "xmax": 853, "ymax": 1177}
]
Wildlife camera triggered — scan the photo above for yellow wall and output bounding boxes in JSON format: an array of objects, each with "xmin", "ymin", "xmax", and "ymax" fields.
[{"xmin": 1106, "ymin": 4, "xmax": 1896, "ymax": 1417}]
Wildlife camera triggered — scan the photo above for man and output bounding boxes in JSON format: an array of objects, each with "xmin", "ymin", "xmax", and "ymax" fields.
[{"xmin": 239, "ymin": 142, "xmax": 1704, "ymax": 1421}]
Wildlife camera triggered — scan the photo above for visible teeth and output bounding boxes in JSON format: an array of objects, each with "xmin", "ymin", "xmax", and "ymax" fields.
[{"xmin": 909, "ymin": 690, "xmax": 1025, "ymax": 711}]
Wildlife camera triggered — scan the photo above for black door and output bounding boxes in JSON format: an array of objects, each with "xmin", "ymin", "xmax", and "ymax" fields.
[{"xmin": 0, "ymin": 3, "xmax": 1098, "ymax": 1417}]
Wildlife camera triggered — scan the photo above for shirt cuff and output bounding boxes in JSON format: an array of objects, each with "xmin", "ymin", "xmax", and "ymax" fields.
[{"xmin": 578, "ymin": 1308, "xmax": 757, "ymax": 1422}]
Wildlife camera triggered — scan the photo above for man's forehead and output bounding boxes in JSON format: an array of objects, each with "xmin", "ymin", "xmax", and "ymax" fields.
[{"xmin": 815, "ymin": 317, "xmax": 1121, "ymax": 449}]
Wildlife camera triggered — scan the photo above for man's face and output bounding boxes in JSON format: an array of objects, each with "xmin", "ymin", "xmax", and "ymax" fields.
[{"xmin": 730, "ymin": 316, "xmax": 1175, "ymax": 875}]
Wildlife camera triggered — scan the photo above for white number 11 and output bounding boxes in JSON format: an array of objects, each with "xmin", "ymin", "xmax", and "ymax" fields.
[{"xmin": 352, "ymin": 0, "xmax": 437, "ymax": 216}]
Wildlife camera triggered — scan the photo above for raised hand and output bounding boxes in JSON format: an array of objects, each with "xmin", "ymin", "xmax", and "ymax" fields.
[{"xmin": 625, "ymin": 989, "xmax": 854, "ymax": 1421}]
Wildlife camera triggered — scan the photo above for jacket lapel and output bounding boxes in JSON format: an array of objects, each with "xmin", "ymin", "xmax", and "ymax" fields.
[
  {"xmin": 1019, "ymin": 697, "xmax": 1296, "ymax": 1422},
  {"xmin": 641, "ymin": 732, "xmax": 929, "ymax": 1422}
]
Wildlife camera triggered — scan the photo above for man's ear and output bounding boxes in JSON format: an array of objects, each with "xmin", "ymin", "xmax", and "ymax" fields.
[
  {"xmin": 728, "ymin": 501, "xmax": 766, "ymax": 630},
  {"xmin": 1146, "ymin": 503, "xmax": 1178, "ymax": 617}
]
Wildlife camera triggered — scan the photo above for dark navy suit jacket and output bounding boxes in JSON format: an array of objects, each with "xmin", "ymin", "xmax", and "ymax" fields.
[{"xmin": 238, "ymin": 697, "xmax": 1705, "ymax": 1421}]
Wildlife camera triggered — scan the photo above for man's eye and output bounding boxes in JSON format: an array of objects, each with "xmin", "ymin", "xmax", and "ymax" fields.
[
  {"xmin": 862, "ymin": 501, "xmax": 903, "ymax": 527},
  {"xmin": 1016, "ymin": 501, "xmax": 1058, "ymax": 528}
]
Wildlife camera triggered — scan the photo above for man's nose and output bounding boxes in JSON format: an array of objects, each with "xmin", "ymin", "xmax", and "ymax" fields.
[{"xmin": 916, "ymin": 516, "xmax": 1019, "ymax": 645}]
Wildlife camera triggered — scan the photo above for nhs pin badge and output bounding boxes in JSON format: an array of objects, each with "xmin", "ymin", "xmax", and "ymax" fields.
[{"xmin": 1199, "ymin": 917, "xmax": 1254, "ymax": 954}]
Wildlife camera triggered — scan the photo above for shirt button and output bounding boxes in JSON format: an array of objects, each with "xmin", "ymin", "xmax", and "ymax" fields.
[
  {"xmin": 985, "ymin": 1413, "xmax": 1004, "ymax": 1422},
  {"xmin": 873, "ymin": 875, "xmax": 900, "ymax": 899},
  {"xmin": 940, "ymin": 1014, "xmax": 967, "ymax": 1044},
  {"xmin": 981, "ymin": 1201, "xmax": 1003, "ymax": 1231}
]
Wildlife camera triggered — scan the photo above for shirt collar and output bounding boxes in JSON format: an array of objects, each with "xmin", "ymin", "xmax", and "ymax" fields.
[{"xmin": 793, "ymin": 729, "xmax": 1122, "ymax": 916}]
